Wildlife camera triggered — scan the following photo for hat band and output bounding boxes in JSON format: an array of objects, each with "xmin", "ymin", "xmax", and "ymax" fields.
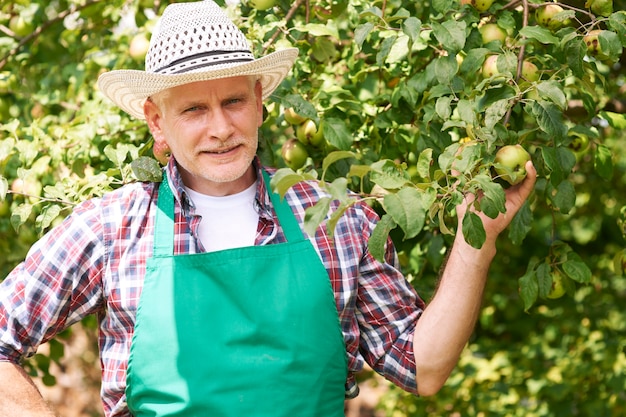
[{"xmin": 152, "ymin": 50, "xmax": 255, "ymax": 75}]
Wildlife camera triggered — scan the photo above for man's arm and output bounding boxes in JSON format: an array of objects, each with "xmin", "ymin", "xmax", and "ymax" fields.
[
  {"xmin": 412, "ymin": 161, "xmax": 537, "ymax": 396},
  {"xmin": 0, "ymin": 361, "xmax": 58, "ymax": 416}
]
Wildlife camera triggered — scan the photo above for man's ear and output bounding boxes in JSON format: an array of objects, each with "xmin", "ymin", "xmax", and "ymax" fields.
[{"xmin": 144, "ymin": 98, "xmax": 166, "ymax": 144}]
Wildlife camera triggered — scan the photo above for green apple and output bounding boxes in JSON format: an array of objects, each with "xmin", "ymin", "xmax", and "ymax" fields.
[
  {"xmin": 281, "ymin": 139, "xmax": 309, "ymax": 170},
  {"xmin": 296, "ymin": 119, "xmax": 325, "ymax": 147},
  {"xmin": 284, "ymin": 107, "xmax": 307, "ymax": 125},
  {"xmin": 536, "ymin": 4, "xmax": 570, "ymax": 30},
  {"xmin": 481, "ymin": 55, "xmax": 501, "ymax": 78},
  {"xmin": 521, "ymin": 60, "xmax": 540, "ymax": 82},
  {"xmin": 547, "ymin": 271, "xmax": 566, "ymax": 299},
  {"xmin": 583, "ymin": 30, "xmax": 610, "ymax": 61},
  {"xmin": 129, "ymin": 33, "xmax": 151, "ymax": 62},
  {"xmin": 153, "ymin": 140, "xmax": 171, "ymax": 165},
  {"xmin": 249, "ymin": 0, "xmax": 276, "ymax": 11},
  {"xmin": 479, "ymin": 23, "xmax": 507, "ymax": 45},
  {"xmin": 462, "ymin": 0, "xmax": 496, "ymax": 12},
  {"xmin": 493, "ymin": 144, "xmax": 531, "ymax": 185},
  {"xmin": 9, "ymin": 15, "xmax": 33, "ymax": 38}
]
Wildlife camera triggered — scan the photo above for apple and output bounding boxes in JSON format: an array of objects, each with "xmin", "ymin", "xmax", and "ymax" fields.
[
  {"xmin": 153, "ymin": 140, "xmax": 171, "ymax": 165},
  {"xmin": 583, "ymin": 30, "xmax": 610, "ymax": 61},
  {"xmin": 249, "ymin": 0, "xmax": 276, "ymax": 11},
  {"xmin": 479, "ymin": 23, "xmax": 507, "ymax": 45},
  {"xmin": 284, "ymin": 107, "xmax": 307, "ymax": 125},
  {"xmin": 9, "ymin": 15, "xmax": 33, "ymax": 38},
  {"xmin": 521, "ymin": 60, "xmax": 540, "ymax": 82},
  {"xmin": 481, "ymin": 55, "xmax": 501, "ymax": 78},
  {"xmin": 281, "ymin": 139, "xmax": 309, "ymax": 170},
  {"xmin": 0, "ymin": 198, "xmax": 10, "ymax": 217},
  {"xmin": 11, "ymin": 178, "xmax": 42, "ymax": 203},
  {"xmin": 296, "ymin": 119, "xmax": 325, "ymax": 147},
  {"xmin": 536, "ymin": 4, "xmax": 570, "ymax": 30},
  {"xmin": 493, "ymin": 144, "xmax": 531, "ymax": 185},
  {"xmin": 547, "ymin": 271, "xmax": 566, "ymax": 299},
  {"xmin": 568, "ymin": 132, "xmax": 590, "ymax": 158},
  {"xmin": 129, "ymin": 33, "xmax": 151, "ymax": 62},
  {"xmin": 461, "ymin": 0, "xmax": 496, "ymax": 12}
]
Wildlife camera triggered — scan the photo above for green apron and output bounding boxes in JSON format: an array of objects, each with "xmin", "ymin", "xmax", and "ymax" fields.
[{"xmin": 126, "ymin": 171, "xmax": 347, "ymax": 416}]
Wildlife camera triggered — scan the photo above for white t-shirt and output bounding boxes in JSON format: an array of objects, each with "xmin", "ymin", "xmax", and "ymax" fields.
[{"xmin": 184, "ymin": 181, "xmax": 259, "ymax": 252}]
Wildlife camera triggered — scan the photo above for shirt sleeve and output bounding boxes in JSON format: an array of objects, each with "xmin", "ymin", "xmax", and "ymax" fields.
[
  {"xmin": 0, "ymin": 200, "xmax": 105, "ymax": 362},
  {"xmin": 353, "ymin": 204, "xmax": 425, "ymax": 395}
]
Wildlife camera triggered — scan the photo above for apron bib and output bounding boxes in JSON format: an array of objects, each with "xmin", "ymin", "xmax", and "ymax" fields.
[{"xmin": 126, "ymin": 171, "xmax": 347, "ymax": 416}]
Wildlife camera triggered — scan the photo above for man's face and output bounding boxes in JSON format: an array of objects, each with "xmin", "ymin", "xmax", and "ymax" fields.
[{"xmin": 144, "ymin": 76, "xmax": 264, "ymax": 196}]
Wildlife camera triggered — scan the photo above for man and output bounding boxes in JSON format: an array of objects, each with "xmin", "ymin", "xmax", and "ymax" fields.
[{"xmin": 0, "ymin": 1, "xmax": 536, "ymax": 416}]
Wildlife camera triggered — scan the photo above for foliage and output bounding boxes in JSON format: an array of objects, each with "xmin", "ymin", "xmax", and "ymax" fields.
[{"xmin": 0, "ymin": 0, "xmax": 625, "ymax": 415}]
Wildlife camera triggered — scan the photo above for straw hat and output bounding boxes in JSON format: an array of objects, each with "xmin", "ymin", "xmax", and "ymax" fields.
[{"xmin": 98, "ymin": 0, "xmax": 298, "ymax": 120}]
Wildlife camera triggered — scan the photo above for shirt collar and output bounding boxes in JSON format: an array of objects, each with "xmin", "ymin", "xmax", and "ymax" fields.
[{"xmin": 162, "ymin": 156, "xmax": 275, "ymax": 220}]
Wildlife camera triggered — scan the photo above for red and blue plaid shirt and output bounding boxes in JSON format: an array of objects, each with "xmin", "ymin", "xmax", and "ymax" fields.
[{"xmin": 0, "ymin": 159, "xmax": 424, "ymax": 416}]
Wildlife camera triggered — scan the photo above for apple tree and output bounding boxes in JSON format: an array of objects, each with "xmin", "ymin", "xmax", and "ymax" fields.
[{"xmin": 0, "ymin": 0, "xmax": 625, "ymax": 415}]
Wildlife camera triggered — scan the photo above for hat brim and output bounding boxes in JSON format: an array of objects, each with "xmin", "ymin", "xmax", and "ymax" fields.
[{"xmin": 97, "ymin": 48, "xmax": 298, "ymax": 120}]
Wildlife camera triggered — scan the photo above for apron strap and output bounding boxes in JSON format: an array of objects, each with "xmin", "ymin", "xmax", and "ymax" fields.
[
  {"xmin": 261, "ymin": 169, "xmax": 306, "ymax": 243},
  {"xmin": 153, "ymin": 169, "xmax": 307, "ymax": 256},
  {"xmin": 154, "ymin": 173, "xmax": 176, "ymax": 257}
]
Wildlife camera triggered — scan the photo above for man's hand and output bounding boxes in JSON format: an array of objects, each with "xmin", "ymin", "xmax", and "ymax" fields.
[
  {"xmin": 456, "ymin": 160, "xmax": 537, "ymax": 248},
  {"xmin": 0, "ymin": 362, "xmax": 58, "ymax": 417}
]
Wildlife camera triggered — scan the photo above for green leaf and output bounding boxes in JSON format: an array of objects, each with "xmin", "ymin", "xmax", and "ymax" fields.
[
  {"xmin": 0, "ymin": 176, "xmax": 8, "ymax": 200},
  {"xmin": 322, "ymin": 151, "xmax": 358, "ymax": 174},
  {"xmin": 431, "ymin": 20, "xmax": 466, "ymax": 53},
  {"xmin": 130, "ymin": 157, "xmax": 162, "ymax": 183},
  {"xmin": 608, "ymin": 11, "xmax": 626, "ymax": 47},
  {"xmin": 376, "ymin": 35, "xmax": 397, "ymax": 66},
  {"xmin": 11, "ymin": 203, "xmax": 33, "ymax": 229},
  {"xmin": 0, "ymin": 137, "xmax": 15, "ymax": 163},
  {"xmin": 281, "ymin": 94, "xmax": 318, "ymax": 122},
  {"xmin": 508, "ymin": 200, "xmax": 533, "ymax": 245},
  {"xmin": 370, "ymin": 160, "xmax": 412, "ymax": 189},
  {"xmin": 416, "ymin": 148, "xmax": 433, "ymax": 179},
  {"xmin": 435, "ymin": 95, "xmax": 452, "ymax": 120},
  {"xmin": 270, "ymin": 169, "xmax": 311, "ymax": 198},
  {"xmin": 600, "ymin": 111, "xmax": 626, "ymax": 129},
  {"xmin": 355, "ymin": 22, "xmax": 375, "ymax": 49},
  {"xmin": 383, "ymin": 187, "xmax": 435, "ymax": 239},
  {"xmin": 298, "ymin": 22, "xmax": 339, "ymax": 39},
  {"xmin": 457, "ymin": 99, "xmax": 476, "ymax": 124},
  {"xmin": 460, "ymin": 48, "xmax": 490, "ymax": 76},
  {"xmin": 402, "ymin": 17, "xmax": 422, "ymax": 45},
  {"xmin": 368, "ymin": 213, "xmax": 397, "ymax": 262},
  {"xmin": 311, "ymin": 37, "xmax": 338, "ymax": 63},
  {"xmin": 563, "ymin": 38, "xmax": 586, "ymax": 78},
  {"xmin": 527, "ymin": 101, "xmax": 568, "ymax": 140},
  {"xmin": 541, "ymin": 146, "xmax": 576, "ymax": 185},
  {"xmin": 563, "ymin": 259, "xmax": 592, "ymax": 284},
  {"xmin": 323, "ymin": 118, "xmax": 353, "ymax": 150},
  {"xmin": 485, "ymin": 99, "xmax": 510, "ymax": 130},
  {"xmin": 36, "ymin": 204, "xmax": 62, "ymax": 230},
  {"xmin": 597, "ymin": 30, "xmax": 623, "ymax": 60},
  {"xmin": 535, "ymin": 81, "xmax": 567, "ymax": 109},
  {"xmin": 519, "ymin": 268, "xmax": 539, "ymax": 311},
  {"xmin": 594, "ymin": 144, "xmax": 614, "ymax": 180},
  {"xmin": 548, "ymin": 180, "xmax": 576, "ymax": 214},
  {"xmin": 519, "ymin": 26, "xmax": 559, "ymax": 44},
  {"xmin": 303, "ymin": 197, "xmax": 331, "ymax": 236},
  {"xmin": 535, "ymin": 262, "xmax": 552, "ymax": 299},
  {"xmin": 472, "ymin": 174, "xmax": 506, "ymax": 219},
  {"xmin": 434, "ymin": 56, "xmax": 457, "ymax": 85},
  {"xmin": 462, "ymin": 211, "xmax": 486, "ymax": 249}
]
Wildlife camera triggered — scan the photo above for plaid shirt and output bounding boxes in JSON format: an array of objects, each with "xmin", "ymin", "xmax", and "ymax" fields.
[{"xmin": 0, "ymin": 159, "xmax": 424, "ymax": 417}]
